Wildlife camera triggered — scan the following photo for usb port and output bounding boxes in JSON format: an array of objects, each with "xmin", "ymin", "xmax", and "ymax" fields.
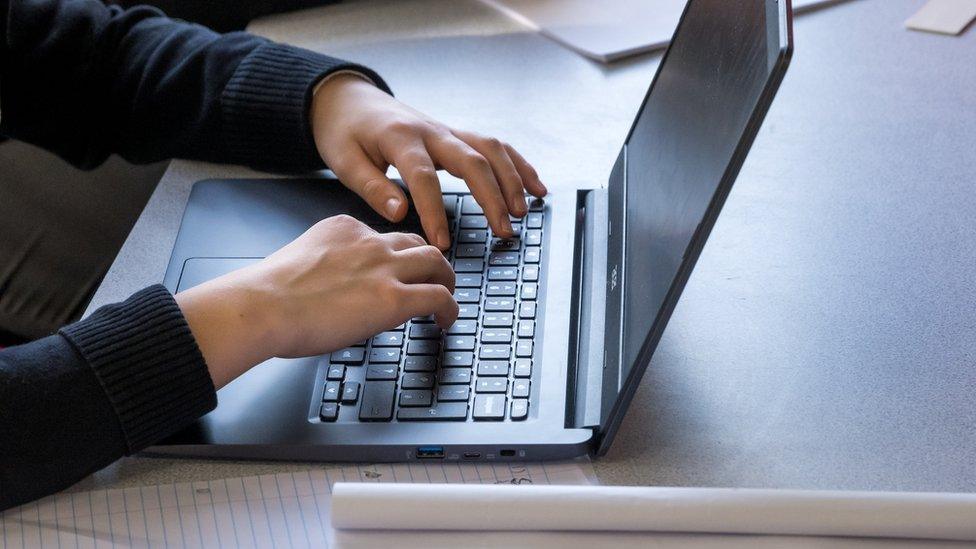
[{"xmin": 416, "ymin": 446, "xmax": 445, "ymax": 459}]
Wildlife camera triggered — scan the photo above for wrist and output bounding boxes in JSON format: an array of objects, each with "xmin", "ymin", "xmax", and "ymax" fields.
[{"xmin": 175, "ymin": 279, "xmax": 276, "ymax": 388}]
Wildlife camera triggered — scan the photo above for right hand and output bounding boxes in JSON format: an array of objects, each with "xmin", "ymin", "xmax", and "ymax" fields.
[{"xmin": 175, "ymin": 215, "xmax": 458, "ymax": 388}]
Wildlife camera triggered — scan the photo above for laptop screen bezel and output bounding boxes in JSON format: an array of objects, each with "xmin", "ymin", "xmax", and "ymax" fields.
[{"xmin": 595, "ymin": 0, "xmax": 794, "ymax": 454}]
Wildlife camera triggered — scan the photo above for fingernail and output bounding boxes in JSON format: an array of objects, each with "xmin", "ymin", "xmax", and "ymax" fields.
[
  {"xmin": 502, "ymin": 217, "xmax": 514, "ymax": 236},
  {"xmin": 385, "ymin": 198, "xmax": 400, "ymax": 218},
  {"xmin": 437, "ymin": 231, "xmax": 451, "ymax": 250},
  {"xmin": 514, "ymin": 197, "xmax": 528, "ymax": 217},
  {"xmin": 538, "ymin": 182, "xmax": 549, "ymax": 195}
]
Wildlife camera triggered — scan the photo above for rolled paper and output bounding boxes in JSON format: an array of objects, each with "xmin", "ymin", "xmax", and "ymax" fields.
[{"xmin": 331, "ymin": 483, "xmax": 976, "ymax": 541}]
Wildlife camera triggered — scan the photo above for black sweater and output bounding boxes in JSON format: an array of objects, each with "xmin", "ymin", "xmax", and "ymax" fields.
[{"xmin": 0, "ymin": 0, "xmax": 388, "ymax": 510}]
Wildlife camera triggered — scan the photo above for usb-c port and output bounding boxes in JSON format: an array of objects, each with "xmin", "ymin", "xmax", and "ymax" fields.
[{"xmin": 462, "ymin": 452, "xmax": 481, "ymax": 460}]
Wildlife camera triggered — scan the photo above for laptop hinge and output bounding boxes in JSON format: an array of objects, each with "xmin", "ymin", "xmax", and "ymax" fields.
[{"xmin": 566, "ymin": 188, "xmax": 608, "ymax": 429}]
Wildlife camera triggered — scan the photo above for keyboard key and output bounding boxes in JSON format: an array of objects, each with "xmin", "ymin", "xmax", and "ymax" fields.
[
  {"xmin": 485, "ymin": 282, "xmax": 516, "ymax": 296},
  {"xmin": 372, "ymin": 331, "xmax": 404, "ymax": 347},
  {"xmin": 341, "ymin": 381, "xmax": 361, "ymax": 403},
  {"xmin": 479, "ymin": 345, "xmax": 511, "ymax": 360},
  {"xmin": 517, "ymin": 320, "xmax": 535, "ymax": 338},
  {"xmin": 444, "ymin": 195, "xmax": 459, "ymax": 218},
  {"xmin": 404, "ymin": 356, "xmax": 437, "ymax": 372},
  {"xmin": 437, "ymin": 385, "xmax": 470, "ymax": 402},
  {"xmin": 454, "ymin": 258, "xmax": 485, "ymax": 272},
  {"xmin": 512, "ymin": 379, "xmax": 530, "ymax": 398},
  {"xmin": 407, "ymin": 340, "xmax": 440, "ymax": 355},
  {"xmin": 522, "ymin": 265, "xmax": 540, "ymax": 282},
  {"xmin": 516, "ymin": 340, "xmax": 533, "ymax": 358},
  {"xmin": 473, "ymin": 394, "xmax": 506, "ymax": 420},
  {"xmin": 412, "ymin": 315, "xmax": 435, "ymax": 324},
  {"xmin": 483, "ymin": 313, "xmax": 514, "ymax": 327},
  {"xmin": 480, "ymin": 328, "xmax": 512, "ymax": 344},
  {"xmin": 447, "ymin": 320, "xmax": 477, "ymax": 335},
  {"xmin": 453, "ymin": 289, "xmax": 481, "ymax": 303},
  {"xmin": 458, "ymin": 304, "xmax": 479, "ymax": 319},
  {"xmin": 401, "ymin": 372, "xmax": 435, "ymax": 389},
  {"xmin": 528, "ymin": 198, "xmax": 545, "ymax": 211},
  {"xmin": 484, "ymin": 297, "xmax": 515, "ymax": 312},
  {"xmin": 526, "ymin": 212, "xmax": 544, "ymax": 229},
  {"xmin": 398, "ymin": 403, "xmax": 468, "ymax": 421},
  {"xmin": 487, "ymin": 267, "xmax": 518, "ymax": 281},
  {"xmin": 409, "ymin": 324, "xmax": 442, "ymax": 339},
  {"xmin": 519, "ymin": 302, "xmax": 537, "ymax": 319},
  {"xmin": 365, "ymin": 365, "xmax": 399, "ymax": 380},
  {"xmin": 459, "ymin": 215, "xmax": 488, "ymax": 229},
  {"xmin": 399, "ymin": 390, "xmax": 433, "ymax": 407},
  {"xmin": 461, "ymin": 195, "xmax": 484, "ymax": 214},
  {"xmin": 524, "ymin": 248, "xmax": 541, "ymax": 264},
  {"xmin": 514, "ymin": 358, "xmax": 532, "ymax": 378},
  {"xmin": 442, "ymin": 352, "xmax": 474, "ymax": 367},
  {"xmin": 369, "ymin": 348, "xmax": 401, "ymax": 363},
  {"xmin": 520, "ymin": 283, "xmax": 538, "ymax": 301},
  {"xmin": 456, "ymin": 273, "xmax": 483, "ymax": 288},
  {"xmin": 458, "ymin": 230, "xmax": 488, "ymax": 243},
  {"xmin": 352, "ymin": 339, "xmax": 368, "ymax": 347},
  {"xmin": 510, "ymin": 221, "xmax": 522, "ymax": 235},
  {"xmin": 476, "ymin": 378, "xmax": 508, "ymax": 393},
  {"xmin": 438, "ymin": 368, "xmax": 472, "ymax": 384},
  {"xmin": 327, "ymin": 364, "xmax": 346, "ymax": 381},
  {"xmin": 445, "ymin": 335, "xmax": 476, "ymax": 351},
  {"xmin": 322, "ymin": 381, "xmax": 341, "ymax": 402},
  {"xmin": 490, "ymin": 238, "xmax": 520, "ymax": 252},
  {"xmin": 359, "ymin": 381, "xmax": 396, "ymax": 421},
  {"xmin": 510, "ymin": 399, "xmax": 529, "ymax": 420},
  {"xmin": 457, "ymin": 243, "xmax": 486, "ymax": 258},
  {"xmin": 331, "ymin": 347, "xmax": 365, "ymax": 364},
  {"xmin": 525, "ymin": 230, "xmax": 542, "ymax": 246},
  {"xmin": 319, "ymin": 402, "xmax": 339, "ymax": 422},
  {"xmin": 488, "ymin": 251, "xmax": 519, "ymax": 266},
  {"xmin": 393, "ymin": 323, "xmax": 407, "ymax": 331},
  {"xmin": 477, "ymin": 360, "xmax": 510, "ymax": 376}
]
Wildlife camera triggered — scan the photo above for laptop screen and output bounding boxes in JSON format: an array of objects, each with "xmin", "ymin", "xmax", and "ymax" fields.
[{"xmin": 601, "ymin": 0, "xmax": 791, "ymax": 438}]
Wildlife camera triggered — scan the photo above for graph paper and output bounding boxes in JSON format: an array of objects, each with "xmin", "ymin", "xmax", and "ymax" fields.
[{"xmin": 0, "ymin": 460, "xmax": 595, "ymax": 548}]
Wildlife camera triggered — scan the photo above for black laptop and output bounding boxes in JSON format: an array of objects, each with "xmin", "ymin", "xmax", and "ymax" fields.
[{"xmin": 156, "ymin": 0, "xmax": 793, "ymax": 462}]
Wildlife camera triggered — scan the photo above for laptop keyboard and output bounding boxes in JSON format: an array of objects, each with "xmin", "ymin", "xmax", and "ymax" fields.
[{"xmin": 317, "ymin": 194, "xmax": 544, "ymax": 423}]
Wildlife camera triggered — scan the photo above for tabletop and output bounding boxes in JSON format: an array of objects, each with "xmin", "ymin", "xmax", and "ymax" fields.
[{"xmin": 82, "ymin": 0, "xmax": 976, "ymax": 493}]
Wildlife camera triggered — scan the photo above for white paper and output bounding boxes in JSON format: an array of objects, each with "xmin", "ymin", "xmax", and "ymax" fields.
[
  {"xmin": 479, "ymin": 0, "xmax": 849, "ymax": 62},
  {"xmin": 0, "ymin": 460, "xmax": 595, "ymax": 548},
  {"xmin": 906, "ymin": 0, "xmax": 976, "ymax": 35},
  {"xmin": 332, "ymin": 484, "xmax": 976, "ymax": 546}
]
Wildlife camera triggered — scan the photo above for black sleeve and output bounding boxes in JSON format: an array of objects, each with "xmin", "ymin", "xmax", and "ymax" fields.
[
  {"xmin": 0, "ymin": 286, "xmax": 216, "ymax": 511},
  {"xmin": 0, "ymin": 0, "xmax": 390, "ymax": 172}
]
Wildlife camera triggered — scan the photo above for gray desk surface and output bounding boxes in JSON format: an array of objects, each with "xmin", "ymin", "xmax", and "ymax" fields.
[{"xmin": 83, "ymin": 0, "xmax": 976, "ymax": 493}]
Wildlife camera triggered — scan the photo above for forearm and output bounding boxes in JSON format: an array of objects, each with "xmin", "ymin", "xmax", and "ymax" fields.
[
  {"xmin": 0, "ymin": 0, "xmax": 389, "ymax": 172},
  {"xmin": 0, "ymin": 286, "xmax": 216, "ymax": 511}
]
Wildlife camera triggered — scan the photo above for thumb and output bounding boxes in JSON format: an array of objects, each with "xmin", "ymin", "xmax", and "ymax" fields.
[{"xmin": 332, "ymin": 147, "xmax": 409, "ymax": 222}]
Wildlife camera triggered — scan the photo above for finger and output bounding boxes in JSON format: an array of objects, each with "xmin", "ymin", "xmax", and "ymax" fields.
[
  {"xmin": 504, "ymin": 143, "xmax": 547, "ymax": 198},
  {"xmin": 424, "ymin": 132, "xmax": 516, "ymax": 238},
  {"xmin": 396, "ymin": 283, "xmax": 459, "ymax": 329},
  {"xmin": 453, "ymin": 130, "xmax": 527, "ymax": 217},
  {"xmin": 393, "ymin": 245, "xmax": 455, "ymax": 291},
  {"xmin": 329, "ymin": 146, "xmax": 409, "ymax": 222},
  {"xmin": 385, "ymin": 140, "xmax": 452, "ymax": 250},
  {"xmin": 383, "ymin": 231, "xmax": 427, "ymax": 252}
]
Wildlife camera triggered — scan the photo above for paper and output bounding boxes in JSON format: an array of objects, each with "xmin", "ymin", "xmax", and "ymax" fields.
[
  {"xmin": 906, "ymin": 0, "xmax": 976, "ymax": 35},
  {"xmin": 478, "ymin": 0, "xmax": 848, "ymax": 62},
  {"xmin": 332, "ymin": 484, "xmax": 976, "ymax": 540},
  {"xmin": 0, "ymin": 461, "xmax": 595, "ymax": 548}
]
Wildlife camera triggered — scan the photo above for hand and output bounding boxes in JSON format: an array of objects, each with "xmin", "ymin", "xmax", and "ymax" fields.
[
  {"xmin": 310, "ymin": 74, "xmax": 547, "ymax": 250},
  {"xmin": 174, "ymin": 215, "xmax": 458, "ymax": 388}
]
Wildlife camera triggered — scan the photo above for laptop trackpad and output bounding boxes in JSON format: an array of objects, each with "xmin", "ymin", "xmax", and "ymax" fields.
[{"xmin": 176, "ymin": 257, "xmax": 262, "ymax": 292}]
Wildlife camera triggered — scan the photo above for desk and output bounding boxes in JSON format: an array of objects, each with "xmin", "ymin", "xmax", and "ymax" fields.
[{"xmin": 83, "ymin": 0, "xmax": 976, "ymax": 493}]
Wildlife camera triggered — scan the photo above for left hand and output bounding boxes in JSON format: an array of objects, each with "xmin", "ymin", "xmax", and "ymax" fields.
[{"xmin": 310, "ymin": 74, "xmax": 547, "ymax": 250}]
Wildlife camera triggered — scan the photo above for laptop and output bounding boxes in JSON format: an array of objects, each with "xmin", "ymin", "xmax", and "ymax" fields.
[{"xmin": 156, "ymin": 0, "xmax": 793, "ymax": 461}]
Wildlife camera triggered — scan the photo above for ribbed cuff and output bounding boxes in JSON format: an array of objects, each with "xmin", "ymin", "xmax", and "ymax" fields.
[
  {"xmin": 59, "ymin": 285, "xmax": 217, "ymax": 453},
  {"xmin": 221, "ymin": 42, "xmax": 392, "ymax": 173}
]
